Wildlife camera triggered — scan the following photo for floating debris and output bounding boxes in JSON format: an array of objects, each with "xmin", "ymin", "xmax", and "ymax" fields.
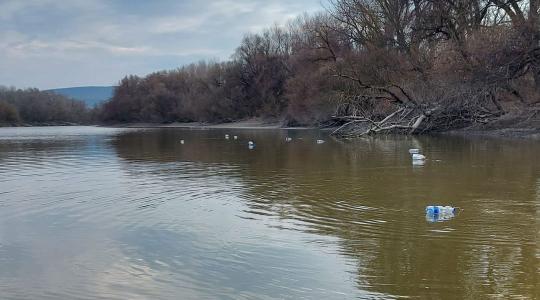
[
  {"xmin": 425, "ymin": 205, "xmax": 457, "ymax": 222},
  {"xmin": 412, "ymin": 153, "xmax": 425, "ymax": 160},
  {"xmin": 180, "ymin": 139, "xmax": 185, "ymax": 144},
  {"xmin": 316, "ymin": 139, "xmax": 325, "ymax": 144},
  {"xmin": 285, "ymin": 137, "xmax": 292, "ymax": 142},
  {"xmin": 233, "ymin": 136, "xmax": 238, "ymax": 140},
  {"xmin": 225, "ymin": 134, "xmax": 230, "ymax": 139},
  {"xmin": 412, "ymin": 159, "xmax": 425, "ymax": 166},
  {"xmin": 426, "ymin": 205, "xmax": 456, "ymax": 215}
]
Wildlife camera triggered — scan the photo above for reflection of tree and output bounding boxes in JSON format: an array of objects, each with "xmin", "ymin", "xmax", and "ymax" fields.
[{"xmin": 112, "ymin": 129, "xmax": 540, "ymax": 299}]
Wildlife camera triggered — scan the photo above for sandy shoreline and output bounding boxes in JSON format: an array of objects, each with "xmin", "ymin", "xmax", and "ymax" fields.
[
  {"xmin": 2, "ymin": 120, "xmax": 538, "ymax": 138},
  {"xmin": 108, "ymin": 119, "xmax": 317, "ymax": 130}
]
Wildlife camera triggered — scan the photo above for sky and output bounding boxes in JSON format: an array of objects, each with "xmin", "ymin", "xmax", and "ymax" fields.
[{"xmin": 0, "ymin": 0, "xmax": 323, "ymax": 89}]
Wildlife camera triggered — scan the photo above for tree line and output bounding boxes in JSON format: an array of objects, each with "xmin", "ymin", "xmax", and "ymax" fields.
[
  {"xmin": 4, "ymin": 1, "xmax": 539, "ymax": 134},
  {"xmin": 0, "ymin": 87, "xmax": 90, "ymax": 125},
  {"xmin": 99, "ymin": 0, "xmax": 540, "ymax": 135}
]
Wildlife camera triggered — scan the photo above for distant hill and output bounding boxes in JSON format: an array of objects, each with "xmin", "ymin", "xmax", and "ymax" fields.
[{"xmin": 46, "ymin": 86, "xmax": 115, "ymax": 107}]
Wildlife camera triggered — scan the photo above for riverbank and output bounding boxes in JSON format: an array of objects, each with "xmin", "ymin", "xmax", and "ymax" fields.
[
  {"xmin": 0, "ymin": 121, "xmax": 82, "ymax": 127},
  {"xmin": 2, "ymin": 117, "xmax": 539, "ymax": 139},
  {"xmin": 109, "ymin": 121, "xmax": 540, "ymax": 139},
  {"xmin": 108, "ymin": 118, "xmax": 317, "ymax": 130},
  {"xmin": 448, "ymin": 113, "xmax": 540, "ymax": 139}
]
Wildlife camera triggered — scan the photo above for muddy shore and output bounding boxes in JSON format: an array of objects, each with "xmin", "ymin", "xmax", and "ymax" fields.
[
  {"xmin": 2, "ymin": 118, "xmax": 539, "ymax": 139},
  {"xmin": 108, "ymin": 119, "xmax": 316, "ymax": 130}
]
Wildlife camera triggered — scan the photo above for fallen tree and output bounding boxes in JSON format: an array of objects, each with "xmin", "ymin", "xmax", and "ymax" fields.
[{"xmin": 330, "ymin": 80, "xmax": 520, "ymax": 137}]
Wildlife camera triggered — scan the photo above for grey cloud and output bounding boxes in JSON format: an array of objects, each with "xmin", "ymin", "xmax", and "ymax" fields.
[{"xmin": 0, "ymin": 0, "xmax": 323, "ymax": 89}]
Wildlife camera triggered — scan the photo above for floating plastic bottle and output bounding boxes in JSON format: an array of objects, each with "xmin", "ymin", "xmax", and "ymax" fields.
[
  {"xmin": 425, "ymin": 205, "xmax": 457, "ymax": 222},
  {"xmin": 426, "ymin": 205, "xmax": 455, "ymax": 215},
  {"xmin": 412, "ymin": 153, "xmax": 425, "ymax": 160},
  {"xmin": 233, "ymin": 136, "xmax": 238, "ymax": 140},
  {"xmin": 180, "ymin": 139, "xmax": 185, "ymax": 144},
  {"xmin": 225, "ymin": 134, "xmax": 230, "ymax": 139},
  {"xmin": 316, "ymin": 139, "xmax": 325, "ymax": 144},
  {"xmin": 412, "ymin": 159, "xmax": 425, "ymax": 166},
  {"xmin": 285, "ymin": 137, "xmax": 292, "ymax": 142},
  {"xmin": 409, "ymin": 148, "xmax": 420, "ymax": 154}
]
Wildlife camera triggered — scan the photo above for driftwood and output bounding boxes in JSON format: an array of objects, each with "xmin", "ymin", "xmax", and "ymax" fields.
[
  {"xmin": 331, "ymin": 107, "xmax": 428, "ymax": 137},
  {"xmin": 329, "ymin": 72, "xmax": 430, "ymax": 137},
  {"xmin": 328, "ymin": 69, "xmax": 512, "ymax": 137}
]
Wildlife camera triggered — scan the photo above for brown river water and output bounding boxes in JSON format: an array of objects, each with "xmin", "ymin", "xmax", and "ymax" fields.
[{"xmin": 0, "ymin": 126, "xmax": 538, "ymax": 299}]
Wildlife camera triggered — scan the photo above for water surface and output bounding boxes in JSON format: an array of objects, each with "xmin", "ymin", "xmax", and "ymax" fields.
[{"xmin": 0, "ymin": 126, "xmax": 538, "ymax": 299}]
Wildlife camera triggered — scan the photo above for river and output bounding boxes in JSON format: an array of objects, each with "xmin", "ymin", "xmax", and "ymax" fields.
[{"xmin": 0, "ymin": 126, "xmax": 538, "ymax": 299}]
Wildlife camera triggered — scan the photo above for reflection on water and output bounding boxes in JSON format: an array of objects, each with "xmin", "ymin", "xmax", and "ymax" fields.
[{"xmin": 0, "ymin": 126, "xmax": 539, "ymax": 299}]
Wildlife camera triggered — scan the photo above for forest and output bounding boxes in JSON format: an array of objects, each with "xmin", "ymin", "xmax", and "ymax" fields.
[
  {"xmin": 0, "ymin": 87, "xmax": 90, "ymax": 125},
  {"xmin": 99, "ymin": 0, "xmax": 540, "ymax": 136},
  {"xmin": 3, "ymin": 0, "xmax": 539, "ymax": 135}
]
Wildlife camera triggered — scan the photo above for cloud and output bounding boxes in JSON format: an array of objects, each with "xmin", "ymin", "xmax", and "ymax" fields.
[
  {"xmin": 0, "ymin": 0, "xmax": 324, "ymax": 89},
  {"xmin": 208, "ymin": 0, "xmax": 259, "ymax": 16},
  {"xmin": 8, "ymin": 40, "xmax": 150, "ymax": 56},
  {"xmin": 149, "ymin": 16, "xmax": 209, "ymax": 34},
  {"xmin": 0, "ymin": 0, "xmax": 50, "ymax": 20}
]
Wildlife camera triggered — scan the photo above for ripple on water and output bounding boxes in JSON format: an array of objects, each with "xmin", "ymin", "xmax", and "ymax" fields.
[{"xmin": 0, "ymin": 127, "xmax": 538, "ymax": 299}]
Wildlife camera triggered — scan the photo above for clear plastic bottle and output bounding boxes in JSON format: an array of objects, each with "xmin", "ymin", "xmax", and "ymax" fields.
[{"xmin": 425, "ymin": 205, "xmax": 456, "ymax": 215}]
